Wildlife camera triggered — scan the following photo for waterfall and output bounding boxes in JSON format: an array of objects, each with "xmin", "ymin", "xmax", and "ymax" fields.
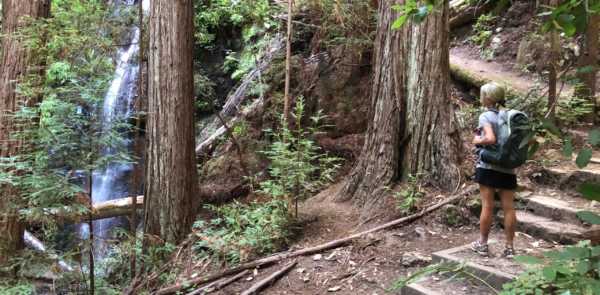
[{"xmin": 80, "ymin": 0, "xmax": 148, "ymax": 256}]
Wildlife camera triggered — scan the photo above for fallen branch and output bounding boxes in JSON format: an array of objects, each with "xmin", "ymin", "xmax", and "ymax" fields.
[
  {"xmin": 186, "ymin": 270, "xmax": 249, "ymax": 295},
  {"xmin": 240, "ymin": 261, "xmax": 297, "ymax": 295},
  {"xmin": 24, "ymin": 230, "xmax": 75, "ymax": 272},
  {"xmin": 155, "ymin": 185, "xmax": 477, "ymax": 294}
]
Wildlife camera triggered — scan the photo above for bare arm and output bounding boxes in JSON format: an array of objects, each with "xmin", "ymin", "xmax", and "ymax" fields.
[{"xmin": 472, "ymin": 124, "xmax": 496, "ymax": 145}]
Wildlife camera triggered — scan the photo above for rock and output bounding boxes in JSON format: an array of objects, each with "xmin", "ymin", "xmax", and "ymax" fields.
[
  {"xmin": 491, "ymin": 36, "xmax": 502, "ymax": 51},
  {"xmin": 402, "ymin": 251, "xmax": 431, "ymax": 267},
  {"xmin": 328, "ymin": 286, "xmax": 342, "ymax": 292},
  {"xmin": 312, "ymin": 254, "xmax": 322, "ymax": 261},
  {"xmin": 414, "ymin": 226, "xmax": 427, "ymax": 239}
]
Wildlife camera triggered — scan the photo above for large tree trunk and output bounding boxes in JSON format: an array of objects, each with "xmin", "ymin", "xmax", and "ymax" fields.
[
  {"xmin": 0, "ymin": 0, "xmax": 50, "ymax": 266},
  {"xmin": 144, "ymin": 0, "xmax": 198, "ymax": 244},
  {"xmin": 338, "ymin": 0, "xmax": 461, "ymax": 218},
  {"xmin": 402, "ymin": 0, "xmax": 461, "ymax": 190}
]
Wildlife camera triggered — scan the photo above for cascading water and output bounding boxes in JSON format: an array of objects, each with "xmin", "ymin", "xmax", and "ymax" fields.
[{"xmin": 80, "ymin": 0, "xmax": 148, "ymax": 255}]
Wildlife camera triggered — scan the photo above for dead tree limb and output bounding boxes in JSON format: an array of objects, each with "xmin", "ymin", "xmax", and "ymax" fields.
[
  {"xmin": 23, "ymin": 230, "xmax": 75, "ymax": 272},
  {"xmin": 155, "ymin": 185, "xmax": 477, "ymax": 294},
  {"xmin": 240, "ymin": 261, "xmax": 297, "ymax": 295},
  {"xmin": 186, "ymin": 270, "xmax": 249, "ymax": 295}
]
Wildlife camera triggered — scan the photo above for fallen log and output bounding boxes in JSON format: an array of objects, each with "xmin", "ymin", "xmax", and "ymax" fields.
[
  {"xmin": 22, "ymin": 195, "xmax": 144, "ymax": 224},
  {"xmin": 240, "ymin": 261, "xmax": 297, "ymax": 295},
  {"xmin": 449, "ymin": 0, "xmax": 497, "ymax": 29},
  {"xmin": 196, "ymin": 35, "xmax": 284, "ymax": 154},
  {"xmin": 24, "ymin": 230, "xmax": 75, "ymax": 272},
  {"xmin": 186, "ymin": 270, "xmax": 249, "ymax": 295},
  {"xmin": 449, "ymin": 53, "xmax": 574, "ymax": 99},
  {"xmin": 155, "ymin": 185, "xmax": 477, "ymax": 294},
  {"xmin": 195, "ymin": 97, "xmax": 264, "ymax": 156}
]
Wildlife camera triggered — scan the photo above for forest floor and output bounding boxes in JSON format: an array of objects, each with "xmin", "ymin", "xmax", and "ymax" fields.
[{"xmin": 211, "ymin": 183, "xmax": 488, "ymax": 295}]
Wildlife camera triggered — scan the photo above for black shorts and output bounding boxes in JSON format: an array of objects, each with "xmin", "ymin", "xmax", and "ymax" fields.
[{"xmin": 474, "ymin": 167, "xmax": 517, "ymax": 190}]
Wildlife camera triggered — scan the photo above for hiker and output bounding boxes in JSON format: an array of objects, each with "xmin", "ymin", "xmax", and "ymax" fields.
[{"xmin": 470, "ymin": 82, "xmax": 517, "ymax": 258}]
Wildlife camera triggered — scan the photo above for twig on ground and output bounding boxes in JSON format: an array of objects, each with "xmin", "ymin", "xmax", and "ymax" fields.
[{"xmin": 240, "ymin": 261, "xmax": 297, "ymax": 295}]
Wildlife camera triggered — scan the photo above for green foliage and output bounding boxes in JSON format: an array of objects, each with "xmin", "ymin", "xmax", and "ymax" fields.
[
  {"xmin": 470, "ymin": 13, "xmax": 496, "ymax": 47},
  {"xmin": 193, "ymin": 199, "xmax": 289, "ymax": 263},
  {"xmin": 0, "ymin": 281, "xmax": 34, "ymax": 295},
  {"xmin": 193, "ymin": 0, "xmax": 278, "ymax": 48},
  {"xmin": 456, "ymin": 105, "xmax": 483, "ymax": 131},
  {"xmin": 394, "ymin": 174, "xmax": 425, "ymax": 214},
  {"xmin": 304, "ymin": 0, "xmax": 376, "ymax": 51},
  {"xmin": 502, "ymin": 240, "xmax": 600, "ymax": 295},
  {"xmin": 194, "ymin": 73, "xmax": 218, "ymax": 114},
  {"xmin": 539, "ymin": 0, "xmax": 600, "ymax": 37},
  {"xmin": 1, "ymin": 0, "xmax": 135, "ymax": 224},
  {"xmin": 556, "ymin": 96, "xmax": 594, "ymax": 125},
  {"xmin": 232, "ymin": 120, "xmax": 250, "ymax": 138},
  {"xmin": 259, "ymin": 97, "xmax": 342, "ymax": 201},
  {"xmin": 579, "ymin": 183, "xmax": 600, "ymax": 201},
  {"xmin": 391, "ymin": 0, "xmax": 442, "ymax": 29}
]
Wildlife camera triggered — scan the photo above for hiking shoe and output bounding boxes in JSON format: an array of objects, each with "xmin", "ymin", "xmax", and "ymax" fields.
[
  {"xmin": 502, "ymin": 247, "xmax": 515, "ymax": 258},
  {"xmin": 470, "ymin": 240, "xmax": 489, "ymax": 256}
]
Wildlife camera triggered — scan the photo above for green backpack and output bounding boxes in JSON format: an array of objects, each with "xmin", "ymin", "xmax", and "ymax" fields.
[{"xmin": 480, "ymin": 110, "xmax": 530, "ymax": 169}]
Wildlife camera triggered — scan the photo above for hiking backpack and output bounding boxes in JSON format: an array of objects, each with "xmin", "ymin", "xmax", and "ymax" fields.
[{"xmin": 480, "ymin": 110, "xmax": 530, "ymax": 169}]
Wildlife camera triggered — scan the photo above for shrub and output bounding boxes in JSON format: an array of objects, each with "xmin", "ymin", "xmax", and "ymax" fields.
[
  {"xmin": 503, "ymin": 240, "xmax": 600, "ymax": 295},
  {"xmin": 192, "ymin": 199, "xmax": 289, "ymax": 263},
  {"xmin": 394, "ymin": 174, "xmax": 425, "ymax": 215},
  {"xmin": 258, "ymin": 97, "xmax": 342, "ymax": 205}
]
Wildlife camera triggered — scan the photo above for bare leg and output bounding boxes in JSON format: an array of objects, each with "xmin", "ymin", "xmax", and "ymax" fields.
[
  {"xmin": 479, "ymin": 185, "xmax": 495, "ymax": 244},
  {"xmin": 499, "ymin": 189, "xmax": 516, "ymax": 248}
]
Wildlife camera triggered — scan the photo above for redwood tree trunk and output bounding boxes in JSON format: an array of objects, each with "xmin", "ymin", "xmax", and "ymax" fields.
[
  {"xmin": 338, "ymin": 0, "xmax": 461, "ymax": 217},
  {"xmin": 0, "ymin": 0, "xmax": 50, "ymax": 266},
  {"xmin": 401, "ymin": 0, "xmax": 461, "ymax": 190},
  {"xmin": 144, "ymin": 0, "xmax": 198, "ymax": 244}
]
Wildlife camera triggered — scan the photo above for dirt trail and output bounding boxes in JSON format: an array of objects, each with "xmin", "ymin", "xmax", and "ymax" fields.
[{"xmin": 450, "ymin": 47, "xmax": 574, "ymax": 97}]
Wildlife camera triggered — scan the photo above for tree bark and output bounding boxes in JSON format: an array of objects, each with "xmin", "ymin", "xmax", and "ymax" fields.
[
  {"xmin": 576, "ymin": 14, "xmax": 599, "ymax": 123},
  {"xmin": 283, "ymin": 0, "xmax": 293, "ymax": 123},
  {"xmin": 0, "ymin": 0, "xmax": 50, "ymax": 267},
  {"xmin": 402, "ymin": 0, "xmax": 461, "ymax": 190},
  {"xmin": 544, "ymin": 0, "xmax": 561, "ymax": 121},
  {"xmin": 337, "ymin": 0, "xmax": 461, "ymax": 218},
  {"xmin": 144, "ymin": 0, "xmax": 198, "ymax": 244}
]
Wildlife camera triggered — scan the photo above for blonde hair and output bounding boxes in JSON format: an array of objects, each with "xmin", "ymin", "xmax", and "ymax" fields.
[{"xmin": 480, "ymin": 82, "xmax": 505, "ymax": 106}]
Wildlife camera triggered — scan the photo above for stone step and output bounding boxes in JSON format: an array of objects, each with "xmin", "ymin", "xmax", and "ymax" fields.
[
  {"xmin": 400, "ymin": 234, "xmax": 562, "ymax": 295},
  {"xmin": 531, "ymin": 164, "xmax": 600, "ymax": 191},
  {"xmin": 516, "ymin": 190, "xmax": 600, "ymax": 225},
  {"xmin": 400, "ymin": 237, "xmax": 534, "ymax": 294},
  {"xmin": 401, "ymin": 274, "xmax": 496, "ymax": 295},
  {"xmin": 498, "ymin": 210, "xmax": 589, "ymax": 244}
]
